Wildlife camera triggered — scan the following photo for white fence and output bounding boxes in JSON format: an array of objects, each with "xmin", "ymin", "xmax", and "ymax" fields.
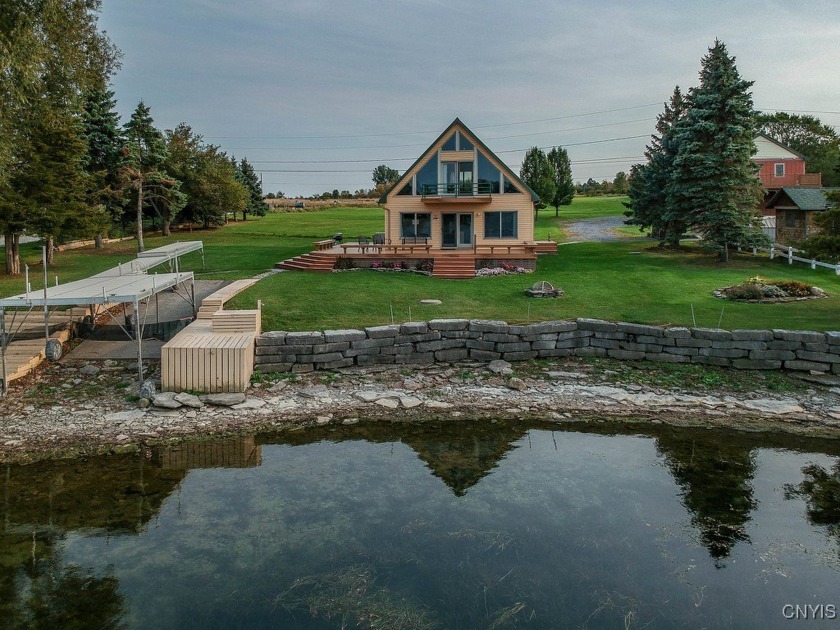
[{"xmin": 749, "ymin": 243, "xmax": 840, "ymax": 275}]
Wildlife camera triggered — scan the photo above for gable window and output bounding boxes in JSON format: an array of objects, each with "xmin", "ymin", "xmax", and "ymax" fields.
[
  {"xmin": 416, "ymin": 159, "xmax": 438, "ymax": 195},
  {"xmin": 503, "ymin": 177, "xmax": 520, "ymax": 194},
  {"xmin": 457, "ymin": 131, "xmax": 474, "ymax": 152},
  {"xmin": 397, "ymin": 181, "xmax": 412, "ymax": 196},
  {"xmin": 774, "ymin": 163, "xmax": 785, "ymax": 177},
  {"xmin": 442, "ymin": 134, "xmax": 456, "ymax": 152},
  {"xmin": 401, "ymin": 213, "xmax": 431, "ymax": 238},
  {"xmin": 477, "ymin": 151, "xmax": 501, "ymax": 193},
  {"xmin": 484, "ymin": 211, "xmax": 518, "ymax": 238}
]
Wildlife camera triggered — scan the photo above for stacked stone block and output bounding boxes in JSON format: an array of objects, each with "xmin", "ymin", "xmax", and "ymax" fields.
[{"xmin": 254, "ymin": 319, "xmax": 840, "ymax": 375}]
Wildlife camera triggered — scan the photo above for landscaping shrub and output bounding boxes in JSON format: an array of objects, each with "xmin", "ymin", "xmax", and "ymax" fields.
[
  {"xmin": 415, "ymin": 259, "xmax": 433, "ymax": 272},
  {"xmin": 334, "ymin": 256, "xmax": 355, "ymax": 270},
  {"xmin": 723, "ymin": 284, "xmax": 764, "ymax": 300}
]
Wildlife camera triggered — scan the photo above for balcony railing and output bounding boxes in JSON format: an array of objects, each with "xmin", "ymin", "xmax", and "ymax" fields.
[{"xmin": 421, "ymin": 182, "xmax": 493, "ymax": 199}]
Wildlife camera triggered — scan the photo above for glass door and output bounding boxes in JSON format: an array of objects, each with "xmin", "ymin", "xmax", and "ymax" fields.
[
  {"xmin": 458, "ymin": 213, "xmax": 472, "ymax": 247},
  {"xmin": 442, "ymin": 162, "xmax": 457, "ymax": 195},
  {"xmin": 442, "ymin": 213, "xmax": 473, "ymax": 248},
  {"xmin": 458, "ymin": 162, "xmax": 474, "ymax": 196}
]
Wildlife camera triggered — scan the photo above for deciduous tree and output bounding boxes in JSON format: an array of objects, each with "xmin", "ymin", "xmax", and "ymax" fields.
[
  {"xmin": 372, "ymin": 164, "xmax": 400, "ymax": 187},
  {"xmin": 520, "ymin": 147, "xmax": 556, "ymax": 216},
  {"xmin": 547, "ymin": 146, "xmax": 574, "ymax": 215}
]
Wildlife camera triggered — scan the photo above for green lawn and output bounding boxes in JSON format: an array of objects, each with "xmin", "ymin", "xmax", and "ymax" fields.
[
  {"xmin": 4, "ymin": 199, "xmax": 839, "ymax": 333},
  {"xmin": 230, "ymin": 239, "xmax": 840, "ymax": 331}
]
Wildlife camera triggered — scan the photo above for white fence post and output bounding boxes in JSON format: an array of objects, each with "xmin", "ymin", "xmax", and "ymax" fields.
[
  {"xmin": 788, "ymin": 247, "xmax": 793, "ymax": 265},
  {"xmin": 811, "ymin": 258, "xmax": 817, "ymax": 270},
  {"xmin": 769, "ymin": 245, "xmax": 775, "ymax": 260},
  {"xmin": 836, "ymin": 263, "xmax": 840, "ymax": 276}
]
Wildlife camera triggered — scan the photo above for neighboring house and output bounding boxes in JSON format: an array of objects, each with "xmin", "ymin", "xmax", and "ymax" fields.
[
  {"xmin": 754, "ymin": 133, "xmax": 822, "ymax": 216},
  {"xmin": 765, "ymin": 187, "xmax": 836, "ymax": 245},
  {"xmin": 277, "ymin": 118, "xmax": 557, "ymax": 278}
]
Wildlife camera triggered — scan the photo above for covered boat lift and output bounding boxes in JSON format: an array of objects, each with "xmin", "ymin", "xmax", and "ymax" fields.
[{"xmin": 0, "ymin": 241, "xmax": 203, "ymax": 395}]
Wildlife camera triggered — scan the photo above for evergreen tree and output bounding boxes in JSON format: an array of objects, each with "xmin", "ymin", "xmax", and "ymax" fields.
[
  {"xmin": 547, "ymin": 146, "xmax": 574, "ymax": 216},
  {"xmin": 625, "ymin": 86, "xmax": 687, "ymax": 245},
  {"xmin": 520, "ymin": 147, "xmax": 556, "ymax": 216},
  {"xmin": 669, "ymin": 41, "xmax": 766, "ymax": 261},
  {"xmin": 122, "ymin": 101, "xmax": 169, "ymax": 251},
  {"xmin": 82, "ymin": 86, "xmax": 124, "ymax": 247},
  {"xmin": 236, "ymin": 158, "xmax": 267, "ymax": 220}
]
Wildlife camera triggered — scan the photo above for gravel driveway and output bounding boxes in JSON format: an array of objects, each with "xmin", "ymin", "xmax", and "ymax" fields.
[{"xmin": 563, "ymin": 216, "xmax": 629, "ymax": 242}]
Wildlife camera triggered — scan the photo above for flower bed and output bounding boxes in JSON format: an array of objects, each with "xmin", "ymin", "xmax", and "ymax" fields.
[
  {"xmin": 714, "ymin": 276, "xmax": 828, "ymax": 303},
  {"xmin": 475, "ymin": 261, "xmax": 531, "ymax": 277}
]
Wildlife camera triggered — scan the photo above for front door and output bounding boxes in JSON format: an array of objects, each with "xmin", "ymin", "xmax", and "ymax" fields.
[{"xmin": 442, "ymin": 213, "xmax": 473, "ymax": 248}]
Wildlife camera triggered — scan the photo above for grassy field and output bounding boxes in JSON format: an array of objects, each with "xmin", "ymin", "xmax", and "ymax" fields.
[{"xmin": 3, "ymin": 198, "xmax": 839, "ymax": 332}]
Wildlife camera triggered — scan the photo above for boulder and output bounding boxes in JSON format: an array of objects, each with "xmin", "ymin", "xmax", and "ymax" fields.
[
  {"xmin": 201, "ymin": 392, "xmax": 247, "ymax": 406},
  {"xmin": 79, "ymin": 364, "xmax": 100, "ymax": 377},
  {"xmin": 139, "ymin": 379, "xmax": 157, "ymax": 400},
  {"xmin": 174, "ymin": 392, "xmax": 204, "ymax": 409},
  {"xmin": 152, "ymin": 392, "xmax": 182, "ymax": 409},
  {"xmin": 488, "ymin": 359, "xmax": 513, "ymax": 376}
]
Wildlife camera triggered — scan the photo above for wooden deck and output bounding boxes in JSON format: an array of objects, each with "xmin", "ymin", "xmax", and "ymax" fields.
[
  {"xmin": 161, "ymin": 281, "xmax": 261, "ymax": 393},
  {"xmin": 276, "ymin": 239, "xmax": 557, "ymax": 278}
]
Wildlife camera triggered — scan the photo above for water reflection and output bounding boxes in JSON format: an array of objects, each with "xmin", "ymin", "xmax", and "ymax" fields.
[
  {"xmin": 655, "ymin": 433, "xmax": 756, "ymax": 564},
  {"xmin": 786, "ymin": 461, "xmax": 840, "ymax": 552},
  {"xmin": 0, "ymin": 438, "xmax": 260, "ymax": 628},
  {"xmin": 1, "ymin": 425, "xmax": 840, "ymax": 629}
]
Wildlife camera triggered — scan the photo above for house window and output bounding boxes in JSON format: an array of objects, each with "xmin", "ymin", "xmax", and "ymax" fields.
[
  {"xmin": 774, "ymin": 163, "xmax": 785, "ymax": 177},
  {"xmin": 477, "ymin": 151, "xmax": 501, "ymax": 193},
  {"xmin": 503, "ymin": 177, "xmax": 520, "ymax": 194},
  {"xmin": 484, "ymin": 211, "xmax": 518, "ymax": 238},
  {"xmin": 397, "ymin": 181, "xmax": 412, "ymax": 196},
  {"xmin": 416, "ymin": 159, "xmax": 438, "ymax": 195},
  {"xmin": 401, "ymin": 213, "xmax": 431, "ymax": 238},
  {"xmin": 442, "ymin": 134, "xmax": 456, "ymax": 152},
  {"xmin": 457, "ymin": 131, "xmax": 474, "ymax": 152},
  {"xmin": 784, "ymin": 211, "xmax": 797, "ymax": 228}
]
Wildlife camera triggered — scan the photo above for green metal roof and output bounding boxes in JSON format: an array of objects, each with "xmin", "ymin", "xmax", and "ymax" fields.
[
  {"xmin": 378, "ymin": 117, "xmax": 540, "ymax": 204},
  {"xmin": 767, "ymin": 187, "xmax": 837, "ymax": 211}
]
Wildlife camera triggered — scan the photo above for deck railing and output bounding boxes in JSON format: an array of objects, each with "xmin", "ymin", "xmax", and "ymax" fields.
[{"xmin": 420, "ymin": 181, "xmax": 493, "ymax": 199}]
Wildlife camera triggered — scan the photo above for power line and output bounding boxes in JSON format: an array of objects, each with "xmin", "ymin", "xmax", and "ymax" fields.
[{"xmin": 206, "ymin": 103, "xmax": 663, "ymax": 140}]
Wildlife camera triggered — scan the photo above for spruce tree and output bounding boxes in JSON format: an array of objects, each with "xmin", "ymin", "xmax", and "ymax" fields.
[
  {"xmin": 625, "ymin": 86, "xmax": 686, "ymax": 245},
  {"xmin": 547, "ymin": 146, "xmax": 574, "ymax": 216},
  {"xmin": 83, "ymin": 86, "xmax": 124, "ymax": 247},
  {"xmin": 669, "ymin": 41, "xmax": 765, "ymax": 261},
  {"xmin": 236, "ymin": 158, "xmax": 268, "ymax": 221}
]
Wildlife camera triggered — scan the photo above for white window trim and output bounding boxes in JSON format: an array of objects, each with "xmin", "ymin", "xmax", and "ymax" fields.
[{"xmin": 774, "ymin": 163, "xmax": 785, "ymax": 177}]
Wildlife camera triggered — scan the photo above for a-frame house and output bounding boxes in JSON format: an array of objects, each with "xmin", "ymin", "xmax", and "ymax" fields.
[{"xmin": 277, "ymin": 118, "xmax": 557, "ymax": 278}]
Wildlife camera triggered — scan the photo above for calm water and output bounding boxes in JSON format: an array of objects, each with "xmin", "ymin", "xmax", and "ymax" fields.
[{"xmin": 3, "ymin": 421, "xmax": 840, "ymax": 629}]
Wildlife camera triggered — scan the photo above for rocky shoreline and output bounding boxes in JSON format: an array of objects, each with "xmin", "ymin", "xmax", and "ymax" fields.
[{"xmin": 2, "ymin": 356, "xmax": 840, "ymax": 464}]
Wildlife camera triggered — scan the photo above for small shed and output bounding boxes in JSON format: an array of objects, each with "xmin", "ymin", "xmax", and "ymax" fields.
[{"xmin": 765, "ymin": 187, "xmax": 836, "ymax": 245}]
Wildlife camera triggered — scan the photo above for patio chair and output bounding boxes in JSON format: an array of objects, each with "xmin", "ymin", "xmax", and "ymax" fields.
[{"xmin": 373, "ymin": 233, "xmax": 385, "ymax": 245}]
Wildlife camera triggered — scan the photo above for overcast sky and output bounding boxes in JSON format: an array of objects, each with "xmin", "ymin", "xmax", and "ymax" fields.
[{"xmin": 99, "ymin": 0, "xmax": 840, "ymax": 197}]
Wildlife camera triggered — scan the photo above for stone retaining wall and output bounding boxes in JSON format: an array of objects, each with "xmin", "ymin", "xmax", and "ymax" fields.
[{"xmin": 254, "ymin": 318, "xmax": 840, "ymax": 375}]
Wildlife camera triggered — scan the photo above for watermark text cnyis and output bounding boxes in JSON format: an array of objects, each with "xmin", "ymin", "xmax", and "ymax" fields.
[{"xmin": 782, "ymin": 604, "xmax": 837, "ymax": 620}]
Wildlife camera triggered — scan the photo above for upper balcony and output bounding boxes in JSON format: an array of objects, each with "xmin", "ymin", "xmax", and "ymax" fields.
[
  {"xmin": 761, "ymin": 172, "xmax": 822, "ymax": 189},
  {"xmin": 420, "ymin": 182, "xmax": 493, "ymax": 203}
]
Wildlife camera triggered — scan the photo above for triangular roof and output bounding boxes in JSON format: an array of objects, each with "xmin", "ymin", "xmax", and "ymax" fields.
[
  {"xmin": 379, "ymin": 117, "xmax": 539, "ymax": 204},
  {"xmin": 754, "ymin": 132, "xmax": 807, "ymax": 160},
  {"xmin": 766, "ymin": 187, "xmax": 837, "ymax": 211}
]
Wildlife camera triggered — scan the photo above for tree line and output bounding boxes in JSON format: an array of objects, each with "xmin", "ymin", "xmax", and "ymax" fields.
[{"xmin": 0, "ymin": 1, "xmax": 266, "ymax": 274}]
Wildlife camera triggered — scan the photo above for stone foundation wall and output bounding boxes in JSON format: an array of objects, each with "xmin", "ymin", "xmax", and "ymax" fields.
[{"xmin": 254, "ymin": 318, "xmax": 840, "ymax": 375}]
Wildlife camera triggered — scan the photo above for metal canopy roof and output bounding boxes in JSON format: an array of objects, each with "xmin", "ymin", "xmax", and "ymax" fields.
[
  {"xmin": 0, "ymin": 272, "xmax": 193, "ymax": 307},
  {"xmin": 0, "ymin": 240, "xmax": 203, "ymax": 308}
]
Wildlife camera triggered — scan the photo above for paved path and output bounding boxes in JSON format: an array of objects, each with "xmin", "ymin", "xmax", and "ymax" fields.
[{"xmin": 563, "ymin": 216, "xmax": 628, "ymax": 242}]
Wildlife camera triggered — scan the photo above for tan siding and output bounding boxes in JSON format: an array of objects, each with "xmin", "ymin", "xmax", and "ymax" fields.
[
  {"xmin": 440, "ymin": 150, "xmax": 474, "ymax": 162},
  {"xmin": 383, "ymin": 121, "xmax": 536, "ymax": 245}
]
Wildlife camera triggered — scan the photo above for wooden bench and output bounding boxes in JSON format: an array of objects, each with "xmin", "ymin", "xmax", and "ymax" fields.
[{"xmin": 312, "ymin": 239, "xmax": 335, "ymax": 250}]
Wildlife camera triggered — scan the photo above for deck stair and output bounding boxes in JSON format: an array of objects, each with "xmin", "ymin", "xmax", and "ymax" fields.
[
  {"xmin": 196, "ymin": 278, "xmax": 258, "ymax": 319},
  {"xmin": 432, "ymin": 256, "xmax": 476, "ymax": 279},
  {"xmin": 275, "ymin": 251, "xmax": 337, "ymax": 272}
]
